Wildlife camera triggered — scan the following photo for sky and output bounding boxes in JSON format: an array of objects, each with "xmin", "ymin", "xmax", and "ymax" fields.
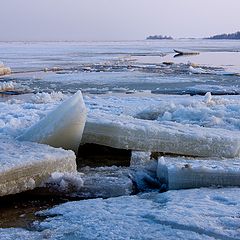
[{"xmin": 0, "ymin": 0, "xmax": 239, "ymax": 41}]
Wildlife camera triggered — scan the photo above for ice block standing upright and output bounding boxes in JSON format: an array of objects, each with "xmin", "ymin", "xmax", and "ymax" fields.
[{"xmin": 17, "ymin": 91, "xmax": 87, "ymax": 153}]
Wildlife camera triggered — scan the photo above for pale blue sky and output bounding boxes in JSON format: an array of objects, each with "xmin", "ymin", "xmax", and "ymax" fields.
[{"xmin": 0, "ymin": 0, "xmax": 239, "ymax": 41}]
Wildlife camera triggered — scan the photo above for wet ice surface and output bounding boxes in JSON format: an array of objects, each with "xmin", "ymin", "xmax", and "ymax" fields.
[{"xmin": 1, "ymin": 40, "xmax": 240, "ymax": 239}]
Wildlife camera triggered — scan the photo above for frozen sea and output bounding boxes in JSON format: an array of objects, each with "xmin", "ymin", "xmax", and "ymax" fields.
[{"xmin": 0, "ymin": 40, "xmax": 240, "ymax": 239}]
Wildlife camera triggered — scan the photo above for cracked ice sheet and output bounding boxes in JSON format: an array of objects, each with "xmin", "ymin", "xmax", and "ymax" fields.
[{"xmin": 2, "ymin": 188, "xmax": 239, "ymax": 240}]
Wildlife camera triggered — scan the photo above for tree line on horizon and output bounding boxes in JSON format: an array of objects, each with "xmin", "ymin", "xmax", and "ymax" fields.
[
  {"xmin": 206, "ymin": 31, "xmax": 240, "ymax": 40},
  {"xmin": 146, "ymin": 31, "xmax": 240, "ymax": 40},
  {"xmin": 146, "ymin": 35, "xmax": 173, "ymax": 40}
]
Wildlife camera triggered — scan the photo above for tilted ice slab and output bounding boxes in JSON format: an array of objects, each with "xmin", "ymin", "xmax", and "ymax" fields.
[
  {"xmin": 16, "ymin": 188, "xmax": 238, "ymax": 240},
  {"xmin": 0, "ymin": 138, "xmax": 76, "ymax": 196},
  {"xmin": 82, "ymin": 112, "xmax": 240, "ymax": 158},
  {"xmin": 17, "ymin": 91, "xmax": 87, "ymax": 153},
  {"xmin": 157, "ymin": 156, "xmax": 240, "ymax": 190}
]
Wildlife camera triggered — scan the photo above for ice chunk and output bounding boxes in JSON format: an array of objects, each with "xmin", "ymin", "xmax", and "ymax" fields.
[
  {"xmin": 82, "ymin": 112, "xmax": 240, "ymax": 158},
  {"xmin": 157, "ymin": 156, "xmax": 240, "ymax": 190},
  {"xmin": 17, "ymin": 91, "xmax": 87, "ymax": 153},
  {"xmin": 0, "ymin": 138, "xmax": 76, "ymax": 196}
]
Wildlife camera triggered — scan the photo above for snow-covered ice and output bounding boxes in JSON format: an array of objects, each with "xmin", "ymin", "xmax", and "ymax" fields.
[
  {"xmin": 17, "ymin": 91, "xmax": 87, "ymax": 153},
  {"xmin": 0, "ymin": 138, "xmax": 76, "ymax": 196},
  {"xmin": 157, "ymin": 156, "xmax": 240, "ymax": 190},
  {"xmin": 1, "ymin": 187, "xmax": 239, "ymax": 239}
]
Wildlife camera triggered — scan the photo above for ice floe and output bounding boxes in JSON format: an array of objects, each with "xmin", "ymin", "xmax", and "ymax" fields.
[
  {"xmin": 0, "ymin": 138, "xmax": 76, "ymax": 196},
  {"xmin": 83, "ymin": 112, "xmax": 240, "ymax": 158}
]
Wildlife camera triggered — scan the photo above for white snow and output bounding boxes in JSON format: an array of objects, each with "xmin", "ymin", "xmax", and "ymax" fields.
[
  {"xmin": 17, "ymin": 91, "xmax": 87, "ymax": 152},
  {"xmin": 0, "ymin": 228, "xmax": 42, "ymax": 240},
  {"xmin": 0, "ymin": 138, "xmax": 76, "ymax": 196},
  {"xmin": 85, "ymin": 93, "xmax": 240, "ymax": 131},
  {"xmin": 157, "ymin": 156, "xmax": 240, "ymax": 190}
]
